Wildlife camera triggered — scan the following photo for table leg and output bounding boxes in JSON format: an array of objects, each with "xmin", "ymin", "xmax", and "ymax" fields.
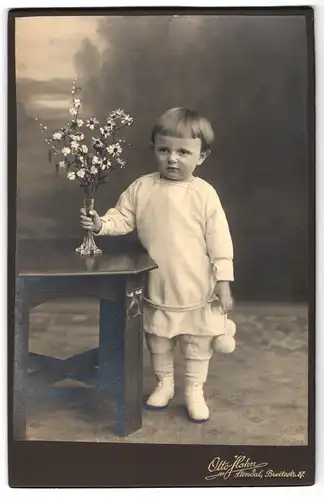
[
  {"xmin": 98, "ymin": 277, "xmax": 144, "ymax": 436},
  {"xmin": 13, "ymin": 278, "xmax": 29, "ymax": 440}
]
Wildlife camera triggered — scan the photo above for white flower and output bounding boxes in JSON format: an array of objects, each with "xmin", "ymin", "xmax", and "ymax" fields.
[
  {"xmin": 114, "ymin": 108, "xmax": 124, "ymax": 117},
  {"xmin": 101, "ymin": 159, "xmax": 111, "ymax": 170},
  {"xmin": 67, "ymin": 171, "xmax": 76, "ymax": 180},
  {"xmin": 100, "ymin": 126, "xmax": 113, "ymax": 138},
  {"xmin": 53, "ymin": 131, "xmax": 63, "ymax": 140},
  {"xmin": 77, "ymin": 119, "xmax": 84, "ymax": 127},
  {"xmin": 121, "ymin": 113, "xmax": 133, "ymax": 126},
  {"xmin": 76, "ymin": 168, "xmax": 86, "ymax": 178},
  {"xmin": 92, "ymin": 137, "xmax": 104, "ymax": 149},
  {"xmin": 58, "ymin": 161, "xmax": 66, "ymax": 168},
  {"xmin": 61, "ymin": 147, "xmax": 71, "ymax": 156},
  {"xmin": 106, "ymin": 118, "xmax": 116, "ymax": 127},
  {"xmin": 107, "ymin": 143, "xmax": 122, "ymax": 157},
  {"xmin": 90, "ymin": 166, "xmax": 98, "ymax": 174},
  {"xmin": 69, "ymin": 107, "xmax": 78, "ymax": 116},
  {"xmin": 81, "ymin": 145, "xmax": 88, "ymax": 153},
  {"xmin": 70, "ymin": 133, "xmax": 84, "ymax": 141},
  {"xmin": 92, "ymin": 156, "xmax": 102, "ymax": 165},
  {"xmin": 74, "ymin": 98, "xmax": 81, "ymax": 107},
  {"xmin": 116, "ymin": 157, "xmax": 126, "ymax": 167},
  {"xmin": 86, "ymin": 118, "xmax": 99, "ymax": 130},
  {"xmin": 70, "ymin": 140, "xmax": 79, "ymax": 150}
]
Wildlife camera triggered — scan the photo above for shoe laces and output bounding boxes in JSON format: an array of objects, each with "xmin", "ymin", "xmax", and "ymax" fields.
[
  {"xmin": 186, "ymin": 381, "xmax": 203, "ymax": 394},
  {"xmin": 156, "ymin": 376, "xmax": 173, "ymax": 390}
]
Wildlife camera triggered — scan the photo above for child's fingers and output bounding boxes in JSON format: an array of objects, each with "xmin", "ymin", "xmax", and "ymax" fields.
[
  {"xmin": 217, "ymin": 300, "xmax": 225, "ymax": 314},
  {"xmin": 80, "ymin": 215, "xmax": 92, "ymax": 222},
  {"xmin": 80, "ymin": 208, "xmax": 87, "ymax": 215},
  {"xmin": 219, "ymin": 299, "xmax": 232, "ymax": 314},
  {"xmin": 81, "ymin": 222, "xmax": 93, "ymax": 230},
  {"xmin": 80, "ymin": 218, "xmax": 92, "ymax": 225},
  {"xmin": 89, "ymin": 210, "xmax": 99, "ymax": 218},
  {"xmin": 224, "ymin": 299, "xmax": 233, "ymax": 313}
]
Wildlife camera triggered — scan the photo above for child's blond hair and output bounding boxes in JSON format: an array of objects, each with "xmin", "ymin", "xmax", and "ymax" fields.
[{"xmin": 151, "ymin": 107, "xmax": 215, "ymax": 152}]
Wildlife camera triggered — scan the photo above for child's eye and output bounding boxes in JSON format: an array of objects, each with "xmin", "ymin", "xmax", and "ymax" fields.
[
  {"xmin": 179, "ymin": 149, "xmax": 190, "ymax": 156},
  {"xmin": 158, "ymin": 147, "xmax": 169, "ymax": 153}
]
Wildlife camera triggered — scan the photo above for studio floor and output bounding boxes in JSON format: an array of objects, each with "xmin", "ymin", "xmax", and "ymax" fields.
[{"xmin": 26, "ymin": 300, "xmax": 308, "ymax": 445}]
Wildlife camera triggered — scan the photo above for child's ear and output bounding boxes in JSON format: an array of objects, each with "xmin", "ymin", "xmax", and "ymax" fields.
[{"xmin": 198, "ymin": 149, "xmax": 211, "ymax": 165}]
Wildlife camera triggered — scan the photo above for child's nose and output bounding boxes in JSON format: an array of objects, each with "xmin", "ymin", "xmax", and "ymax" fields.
[{"xmin": 168, "ymin": 152, "xmax": 177, "ymax": 163}]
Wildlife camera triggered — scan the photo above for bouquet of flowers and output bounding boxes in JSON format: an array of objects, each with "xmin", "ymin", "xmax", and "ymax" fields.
[{"xmin": 35, "ymin": 80, "xmax": 134, "ymax": 256}]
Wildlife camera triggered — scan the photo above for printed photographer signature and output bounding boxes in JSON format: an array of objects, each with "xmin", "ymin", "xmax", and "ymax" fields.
[{"xmin": 205, "ymin": 455, "xmax": 306, "ymax": 481}]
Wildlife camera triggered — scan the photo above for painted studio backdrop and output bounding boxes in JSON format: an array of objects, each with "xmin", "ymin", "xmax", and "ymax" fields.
[{"xmin": 16, "ymin": 15, "xmax": 308, "ymax": 302}]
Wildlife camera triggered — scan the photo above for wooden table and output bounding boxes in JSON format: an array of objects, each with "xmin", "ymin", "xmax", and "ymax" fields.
[{"xmin": 13, "ymin": 237, "xmax": 157, "ymax": 440}]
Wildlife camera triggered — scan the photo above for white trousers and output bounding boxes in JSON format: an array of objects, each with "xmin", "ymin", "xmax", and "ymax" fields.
[
  {"xmin": 145, "ymin": 333, "xmax": 213, "ymax": 360},
  {"xmin": 145, "ymin": 333, "xmax": 213, "ymax": 383}
]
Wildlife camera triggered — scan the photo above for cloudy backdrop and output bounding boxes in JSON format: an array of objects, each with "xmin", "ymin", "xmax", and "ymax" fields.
[{"xmin": 15, "ymin": 14, "xmax": 309, "ymax": 302}]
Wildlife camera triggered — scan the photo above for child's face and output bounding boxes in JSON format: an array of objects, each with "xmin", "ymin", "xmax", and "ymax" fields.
[{"xmin": 153, "ymin": 134, "xmax": 209, "ymax": 182}]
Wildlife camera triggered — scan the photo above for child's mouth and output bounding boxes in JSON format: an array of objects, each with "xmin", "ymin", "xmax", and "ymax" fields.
[{"xmin": 167, "ymin": 167, "xmax": 179, "ymax": 172}]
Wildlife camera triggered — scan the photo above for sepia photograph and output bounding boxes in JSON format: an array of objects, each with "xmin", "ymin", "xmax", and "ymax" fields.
[{"xmin": 9, "ymin": 6, "xmax": 315, "ymax": 487}]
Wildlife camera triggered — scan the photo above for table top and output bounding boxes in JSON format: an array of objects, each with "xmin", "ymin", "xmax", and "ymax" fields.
[{"xmin": 16, "ymin": 237, "xmax": 157, "ymax": 277}]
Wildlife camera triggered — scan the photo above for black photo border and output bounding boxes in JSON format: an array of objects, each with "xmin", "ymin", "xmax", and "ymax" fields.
[{"xmin": 7, "ymin": 5, "xmax": 316, "ymax": 488}]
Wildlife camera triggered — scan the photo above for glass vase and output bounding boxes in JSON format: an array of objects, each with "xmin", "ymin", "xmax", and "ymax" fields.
[{"xmin": 75, "ymin": 196, "xmax": 102, "ymax": 256}]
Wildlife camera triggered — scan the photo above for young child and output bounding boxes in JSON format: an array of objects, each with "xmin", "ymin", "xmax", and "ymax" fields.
[{"xmin": 80, "ymin": 108, "xmax": 236, "ymax": 423}]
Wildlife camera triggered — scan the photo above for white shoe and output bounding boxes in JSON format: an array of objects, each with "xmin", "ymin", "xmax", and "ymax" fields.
[
  {"xmin": 185, "ymin": 382, "xmax": 209, "ymax": 422},
  {"xmin": 145, "ymin": 376, "xmax": 174, "ymax": 409}
]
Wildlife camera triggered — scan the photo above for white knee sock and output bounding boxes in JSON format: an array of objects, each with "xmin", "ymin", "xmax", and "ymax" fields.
[
  {"xmin": 185, "ymin": 359, "xmax": 209, "ymax": 384},
  {"xmin": 150, "ymin": 351, "xmax": 174, "ymax": 379}
]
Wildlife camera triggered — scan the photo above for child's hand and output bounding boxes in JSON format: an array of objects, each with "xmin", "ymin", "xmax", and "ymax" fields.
[
  {"xmin": 80, "ymin": 208, "xmax": 102, "ymax": 234},
  {"xmin": 214, "ymin": 281, "xmax": 233, "ymax": 314}
]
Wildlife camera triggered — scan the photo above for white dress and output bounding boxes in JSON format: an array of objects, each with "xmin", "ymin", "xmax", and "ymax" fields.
[{"xmin": 98, "ymin": 172, "xmax": 234, "ymax": 338}]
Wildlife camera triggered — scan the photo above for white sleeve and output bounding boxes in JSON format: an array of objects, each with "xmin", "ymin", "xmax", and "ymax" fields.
[
  {"xmin": 205, "ymin": 189, "xmax": 234, "ymax": 281},
  {"xmin": 96, "ymin": 181, "xmax": 137, "ymax": 236}
]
